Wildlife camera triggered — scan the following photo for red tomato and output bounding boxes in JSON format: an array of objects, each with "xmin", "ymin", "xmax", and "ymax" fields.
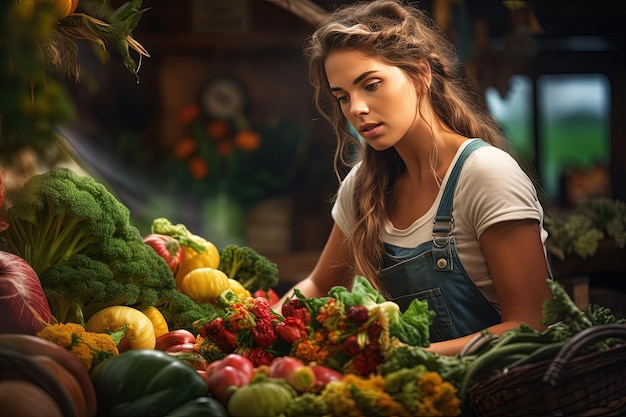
[
  {"xmin": 206, "ymin": 354, "xmax": 254, "ymax": 379},
  {"xmin": 268, "ymin": 356, "xmax": 315, "ymax": 392},
  {"xmin": 205, "ymin": 355, "xmax": 254, "ymax": 405}
]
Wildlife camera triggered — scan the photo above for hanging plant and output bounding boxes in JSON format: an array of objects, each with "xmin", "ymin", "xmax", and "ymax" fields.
[{"xmin": 0, "ymin": 0, "xmax": 150, "ymax": 161}]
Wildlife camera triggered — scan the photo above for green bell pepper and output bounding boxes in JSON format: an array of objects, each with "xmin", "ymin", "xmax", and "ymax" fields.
[{"xmin": 91, "ymin": 349, "xmax": 208, "ymax": 416}]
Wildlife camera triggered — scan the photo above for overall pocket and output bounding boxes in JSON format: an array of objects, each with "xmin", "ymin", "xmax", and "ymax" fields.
[{"xmin": 392, "ymin": 287, "xmax": 452, "ymax": 342}]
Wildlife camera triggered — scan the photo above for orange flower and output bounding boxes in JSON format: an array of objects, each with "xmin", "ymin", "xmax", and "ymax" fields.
[
  {"xmin": 188, "ymin": 156, "xmax": 209, "ymax": 180},
  {"xmin": 173, "ymin": 137, "xmax": 197, "ymax": 159},
  {"xmin": 292, "ymin": 339, "xmax": 329, "ymax": 364},
  {"xmin": 207, "ymin": 120, "xmax": 230, "ymax": 139},
  {"xmin": 234, "ymin": 130, "xmax": 261, "ymax": 151},
  {"xmin": 178, "ymin": 104, "xmax": 201, "ymax": 126}
]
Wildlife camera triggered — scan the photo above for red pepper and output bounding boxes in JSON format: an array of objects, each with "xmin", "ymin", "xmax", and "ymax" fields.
[
  {"xmin": 201, "ymin": 316, "xmax": 225, "ymax": 336},
  {"xmin": 203, "ymin": 317, "xmax": 239, "ymax": 353},
  {"xmin": 366, "ymin": 318, "xmax": 383, "ymax": 347},
  {"xmin": 250, "ymin": 296, "xmax": 271, "ymax": 320},
  {"xmin": 275, "ymin": 317, "xmax": 308, "ymax": 344},
  {"xmin": 281, "ymin": 299, "xmax": 312, "ymax": 324},
  {"xmin": 143, "ymin": 233, "xmax": 184, "ymax": 275},
  {"xmin": 251, "ymin": 317, "xmax": 276, "ymax": 347},
  {"xmin": 245, "ymin": 347, "xmax": 274, "ymax": 367},
  {"xmin": 351, "ymin": 347, "xmax": 383, "ymax": 375},
  {"xmin": 341, "ymin": 335, "xmax": 362, "ymax": 356}
]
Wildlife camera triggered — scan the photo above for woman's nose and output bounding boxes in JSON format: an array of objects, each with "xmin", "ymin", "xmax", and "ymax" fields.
[{"xmin": 349, "ymin": 95, "xmax": 369, "ymax": 116}]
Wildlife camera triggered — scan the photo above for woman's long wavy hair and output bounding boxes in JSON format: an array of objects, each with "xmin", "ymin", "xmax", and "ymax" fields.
[{"xmin": 304, "ymin": 0, "xmax": 507, "ymax": 294}]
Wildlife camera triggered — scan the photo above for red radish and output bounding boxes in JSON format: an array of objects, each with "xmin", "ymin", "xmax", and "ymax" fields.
[
  {"xmin": 0, "ymin": 251, "xmax": 51, "ymax": 335},
  {"xmin": 268, "ymin": 356, "xmax": 316, "ymax": 392},
  {"xmin": 311, "ymin": 364, "xmax": 343, "ymax": 392}
]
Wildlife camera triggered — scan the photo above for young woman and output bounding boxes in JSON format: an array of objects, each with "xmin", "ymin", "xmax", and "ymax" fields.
[{"xmin": 276, "ymin": 0, "xmax": 553, "ymax": 355}]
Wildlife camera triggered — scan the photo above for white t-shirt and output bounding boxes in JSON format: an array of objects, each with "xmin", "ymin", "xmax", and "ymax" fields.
[{"xmin": 331, "ymin": 139, "xmax": 549, "ymax": 306}]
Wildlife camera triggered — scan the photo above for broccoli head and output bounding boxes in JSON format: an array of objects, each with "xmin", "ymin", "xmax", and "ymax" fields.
[
  {"xmin": 0, "ymin": 167, "xmax": 176, "ymax": 324},
  {"xmin": 218, "ymin": 244, "xmax": 279, "ymax": 293},
  {"xmin": 1, "ymin": 167, "xmax": 129, "ymax": 273}
]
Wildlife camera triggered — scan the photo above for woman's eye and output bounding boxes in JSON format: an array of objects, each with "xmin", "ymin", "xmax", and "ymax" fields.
[
  {"xmin": 365, "ymin": 81, "xmax": 381, "ymax": 91},
  {"xmin": 336, "ymin": 95, "xmax": 349, "ymax": 103}
]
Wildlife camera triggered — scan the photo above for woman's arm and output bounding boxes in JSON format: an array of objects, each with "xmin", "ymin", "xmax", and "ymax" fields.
[
  {"xmin": 427, "ymin": 218, "xmax": 553, "ymax": 355},
  {"xmin": 272, "ymin": 224, "xmax": 353, "ymax": 309}
]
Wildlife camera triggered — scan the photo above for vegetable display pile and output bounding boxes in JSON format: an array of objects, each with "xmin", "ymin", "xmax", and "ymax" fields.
[
  {"xmin": 1, "ymin": 168, "xmax": 625, "ymax": 416},
  {"xmin": 545, "ymin": 197, "xmax": 626, "ymax": 259}
]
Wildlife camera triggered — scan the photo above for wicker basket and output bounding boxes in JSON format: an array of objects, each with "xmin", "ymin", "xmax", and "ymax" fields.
[{"xmin": 467, "ymin": 324, "xmax": 626, "ymax": 417}]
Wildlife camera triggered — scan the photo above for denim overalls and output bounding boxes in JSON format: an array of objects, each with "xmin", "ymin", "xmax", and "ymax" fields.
[{"xmin": 379, "ymin": 140, "xmax": 501, "ymax": 342}]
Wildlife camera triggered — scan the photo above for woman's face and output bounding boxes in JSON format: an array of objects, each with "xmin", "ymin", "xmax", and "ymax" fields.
[{"xmin": 324, "ymin": 49, "xmax": 419, "ymax": 151}]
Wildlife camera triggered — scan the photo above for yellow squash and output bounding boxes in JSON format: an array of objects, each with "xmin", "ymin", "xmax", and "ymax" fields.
[
  {"xmin": 86, "ymin": 306, "xmax": 156, "ymax": 350},
  {"xmin": 140, "ymin": 306, "xmax": 169, "ymax": 339},
  {"xmin": 174, "ymin": 234, "xmax": 220, "ymax": 289},
  {"xmin": 179, "ymin": 267, "xmax": 229, "ymax": 303}
]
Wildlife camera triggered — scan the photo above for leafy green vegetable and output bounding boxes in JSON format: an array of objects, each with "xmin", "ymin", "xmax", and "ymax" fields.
[
  {"xmin": 218, "ymin": 244, "xmax": 279, "ymax": 293},
  {"xmin": 329, "ymin": 276, "xmax": 434, "ymax": 347},
  {"xmin": 542, "ymin": 279, "xmax": 625, "ymax": 336},
  {"xmin": 542, "ymin": 279, "xmax": 593, "ymax": 330}
]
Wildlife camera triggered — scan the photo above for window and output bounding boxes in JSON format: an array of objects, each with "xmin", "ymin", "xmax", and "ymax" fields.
[
  {"xmin": 486, "ymin": 74, "xmax": 611, "ymax": 206},
  {"xmin": 485, "ymin": 76, "xmax": 534, "ymax": 163},
  {"xmin": 537, "ymin": 74, "xmax": 611, "ymax": 204}
]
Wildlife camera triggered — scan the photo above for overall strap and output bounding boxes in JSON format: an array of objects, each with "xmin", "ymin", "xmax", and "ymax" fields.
[{"xmin": 432, "ymin": 139, "xmax": 489, "ymax": 270}]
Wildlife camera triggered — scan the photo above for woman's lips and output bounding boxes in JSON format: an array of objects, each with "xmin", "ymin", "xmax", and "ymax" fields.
[{"xmin": 359, "ymin": 123, "xmax": 382, "ymax": 138}]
